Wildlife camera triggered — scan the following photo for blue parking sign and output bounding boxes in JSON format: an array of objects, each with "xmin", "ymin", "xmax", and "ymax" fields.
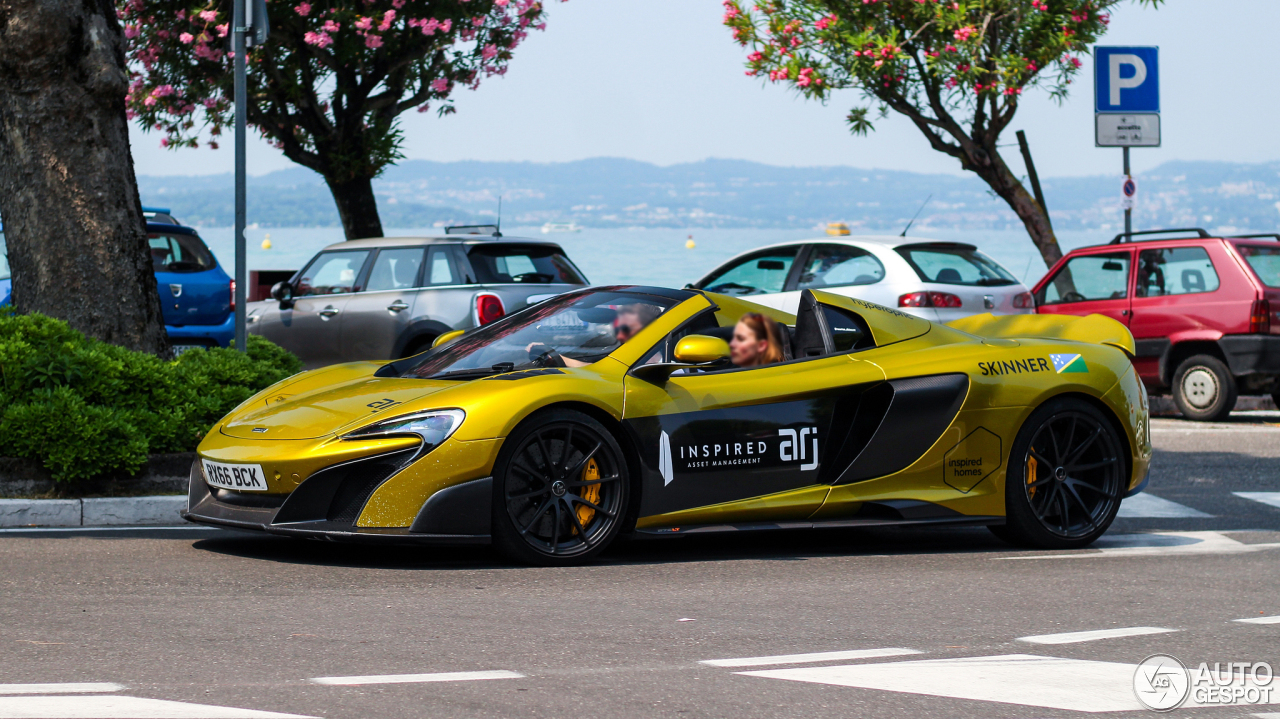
[{"xmin": 1094, "ymin": 46, "xmax": 1159, "ymax": 113}]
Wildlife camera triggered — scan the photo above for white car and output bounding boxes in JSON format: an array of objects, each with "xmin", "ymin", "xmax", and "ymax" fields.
[{"xmin": 690, "ymin": 236, "xmax": 1034, "ymax": 322}]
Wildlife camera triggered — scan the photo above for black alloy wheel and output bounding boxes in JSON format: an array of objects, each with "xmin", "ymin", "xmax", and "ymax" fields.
[
  {"xmin": 491, "ymin": 409, "xmax": 629, "ymax": 565},
  {"xmin": 993, "ymin": 397, "xmax": 1126, "ymax": 549}
]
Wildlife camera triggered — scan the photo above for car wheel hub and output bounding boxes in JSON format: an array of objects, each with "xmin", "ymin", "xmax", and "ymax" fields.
[
  {"xmin": 1054, "ymin": 466, "xmax": 1067, "ymax": 482},
  {"xmin": 551, "ymin": 480, "xmax": 567, "ymax": 497},
  {"xmin": 1182, "ymin": 368, "xmax": 1218, "ymax": 409}
]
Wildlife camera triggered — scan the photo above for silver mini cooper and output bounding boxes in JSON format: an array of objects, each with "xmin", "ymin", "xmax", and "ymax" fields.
[{"xmin": 248, "ymin": 227, "xmax": 589, "ymax": 368}]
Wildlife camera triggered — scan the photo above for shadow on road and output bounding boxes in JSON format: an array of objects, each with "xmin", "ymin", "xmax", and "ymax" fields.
[{"xmin": 189, "ymin": 524, "xmax": 1021, "ymax": 571}]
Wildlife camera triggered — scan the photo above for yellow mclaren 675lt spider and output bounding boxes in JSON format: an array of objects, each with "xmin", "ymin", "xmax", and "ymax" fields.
[{"xmin": 184, "ymin": 286, "xmax": 1152, "ymax": 565}]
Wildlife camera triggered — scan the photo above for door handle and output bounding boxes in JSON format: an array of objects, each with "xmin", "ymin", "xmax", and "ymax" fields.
[
  {"xmin": 387, "ymin": 301, "xmax": 410, "ymax": 313},
  {"xmin": 319, "ymin": 306, "xmax": 340, "ymax": 318},
  {"xmin": 1121, "ymin": 309, "xmax": 1130, "ymax": 316}
]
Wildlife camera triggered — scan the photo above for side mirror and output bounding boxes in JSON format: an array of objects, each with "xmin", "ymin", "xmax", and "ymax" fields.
[
  {"xmin": 432, "ymin": 329, "xmax": 466, "ymax": 349},
  {"xmin": 673, "ymin": 335, "xmax": 730, "ymax": 364},
  {"xmin": 270, "ymin": 281, "xmax": 294, "ymax": 308},
  {"xmin": 633, "ymin": 335, "xmax": 732, "ymax": 384}
]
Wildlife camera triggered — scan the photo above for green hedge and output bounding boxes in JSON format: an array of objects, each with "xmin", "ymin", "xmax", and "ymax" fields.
[{"xmin": 0, "ymin": 312, "xmax": 302, "ymax": 482}]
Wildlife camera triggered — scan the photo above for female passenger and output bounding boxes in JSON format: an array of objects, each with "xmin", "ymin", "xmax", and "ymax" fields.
[{"xmin": 729, "ymin": 312, "xmax": 785, "ymax": 368}]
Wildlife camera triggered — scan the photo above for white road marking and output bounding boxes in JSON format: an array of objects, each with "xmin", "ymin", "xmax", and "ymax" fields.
[
  {"xmin": 1016, "ymin": 627, "xmax": 1177, "ymax": 644},
  {"xmin": 738, "ymin": 654, "xmax": 1280, "ymax": 713},
  {"xmin": 1235, "ymin": 492, "xmax": 1280, "ymax": 510},
  {"xmin": 309, "ymin": 670, "xmax": 523, "ymax": 686},
  {"xmin": 0, "ymin": 684, "xmax": 124, "ymax": 695},
  {"xmin": 0, "ymin": 695, "xmax": 314, "ymax": 718},
  {"xmin": 1117, "ymin": 493, "xmax": 1212, "ymax": 518},
  {"xmin": 1235, "ymin": 616, "xmax": 1280, "ymax": 625},
  {"xmin": 700, "ymin": 647, "xmax": 921, "ymax": 668},
  {"xmin": 999, "ymin": 531, "xmax": 1280, "ymax": 560}
]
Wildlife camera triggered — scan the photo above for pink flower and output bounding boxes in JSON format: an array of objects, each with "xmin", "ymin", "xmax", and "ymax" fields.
[
  {"xmin": 354, "ymin": 16, "xmax": 373, "ymax": 30},
  {"xmin": 303, "ymin": 31, "xmax": 333, "ymax": 48},
  {"xmin": 124, "ymin": 24, "xmax": 139, "ymax": 38},
  {"xmin": 295, "ymin": 2, "xmax": 311, "ymax": 15},
  {"xmin": 153, "ymin": 84, "xmax": 175, "ymax": 97},
  {"xmin": 322, "ymin": 20, "xmax": 340, "ymax": 32},
  {"xmin": 365, "ymin": 34, "xmax": 383, "ymax": 48},
  {"xmin": 472, "ymin": 16, "xmax": 485, "ymax": 27},
  {"xmin": 431, "ymin": 78, "xmax": 449, "ymax": 92},
  {"xmin": 440, "ymin": 19, "xmax": 452, "ymax": 32},
  {"xmin": 179, "ymin": 32, "xmax": 194, "ymax": 44},
  {"xmin": 199, "ymin": 9, "xmax": 217, "ymax": 22},
  {"xmin": 216, "ymin": 23, "xmax": 228, "ymax": 37},
  {"xmin": 954, "ymin": 26, "xmax": 975, "ymax": 42},
  {"xmin": 160, "ymin": 137, "xmax": 169, "ymax": 147},
  {"xmin": 144, "ymin": 96, "xmax": 157, "ymax": 106},
  {"xmin": 417, "ymin": 103, "xmax": 431, "ymax": 113},
  {"xmin": 379, "ymin": 10, "xmax": 395, "ymax": 30}
]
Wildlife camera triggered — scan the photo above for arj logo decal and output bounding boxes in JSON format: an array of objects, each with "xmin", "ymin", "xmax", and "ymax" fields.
[{"xmin": 779, "ymin": 428, "xmax": 819, "ymax": 471}]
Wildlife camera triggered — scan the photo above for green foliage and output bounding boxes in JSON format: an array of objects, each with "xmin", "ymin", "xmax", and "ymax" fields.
[{"xmin": 0, "ymin": 313, "xmax": 302, "ymax": 482}]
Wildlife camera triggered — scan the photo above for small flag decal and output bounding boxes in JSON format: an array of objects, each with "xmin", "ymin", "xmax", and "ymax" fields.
[{"xmin": 1050, "ymin": 353, "xmax": 1088, "ymax": 373}]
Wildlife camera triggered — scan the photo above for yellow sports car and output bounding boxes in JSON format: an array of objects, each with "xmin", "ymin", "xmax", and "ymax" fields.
[{"xmin": 184, "ymin": 286, "xmax": 1151, "ymax": 565}]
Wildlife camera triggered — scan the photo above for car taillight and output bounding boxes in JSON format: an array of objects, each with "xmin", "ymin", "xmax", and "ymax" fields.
[
  {"xmin": 1250, "ymin": 298, "xmax": 1271, "ymax": 334},
  {"xmin": 899, "ymin": 291, "xmax": 962, "ymax": 308},
  {"xmin": 476, "ymin": 294, "xmax": 505, "ymax": 325},
  {"xmin": 1012, "ymin": 292, "xmax": 1035, "ymax": 309},
  {"xmin": 230, "ymin": 280, "xmax": 236, "ymax": 311}
]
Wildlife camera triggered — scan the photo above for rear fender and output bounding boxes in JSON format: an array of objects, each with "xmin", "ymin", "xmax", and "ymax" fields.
[{"xmin": 948, "ymin": 312, "xmax": 1136, "ymax": 357}]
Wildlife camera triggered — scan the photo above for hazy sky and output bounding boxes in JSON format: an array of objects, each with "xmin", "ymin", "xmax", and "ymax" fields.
[{"xmin": 129, "ymin": 0, "xmax": 1278, "ymax": 178}]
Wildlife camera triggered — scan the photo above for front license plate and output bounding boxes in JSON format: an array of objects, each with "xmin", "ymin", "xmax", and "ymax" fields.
[
  {"xmin": 171, "ymin": 344, "xmax": 204, "ymax": 355},
  {"xmin": 202, "ymin": 460, "xmax": 269, "ymax": 492}
]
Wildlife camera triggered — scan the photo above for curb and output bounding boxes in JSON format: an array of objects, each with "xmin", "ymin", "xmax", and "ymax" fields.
[{"xmin": 0, "ymin": 496, "xmax": 188, "ymax": 528}]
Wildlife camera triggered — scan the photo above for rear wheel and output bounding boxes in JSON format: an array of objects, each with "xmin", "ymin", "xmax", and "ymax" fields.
[
  {"xmin": 994, "ymin": 397, "xmax": 1126, "ymax": 549},
  {"xmin": 491, "ymin": 409, "xmax": 629, "ymax": 566},
  {"xmin": 1171, "ymin": 354, "xmax": 1236, "ymax": 422}
]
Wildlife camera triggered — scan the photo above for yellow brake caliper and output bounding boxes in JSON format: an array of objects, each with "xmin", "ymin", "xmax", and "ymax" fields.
[
  {"xmin": 1027, "ymin": 455, "xmax": 1038, "ymax": 499},
  {"xmin": 575, "ymin": 457, "xmax": 601, "ymax": 532}
]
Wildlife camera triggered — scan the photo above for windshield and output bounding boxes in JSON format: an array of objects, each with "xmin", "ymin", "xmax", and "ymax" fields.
[
  {"xmin": 896, "ymin": 245, "xmax": 1017, "ymax": 286},
  {"xmin": 400, "ymin": 288, "xmax": 677, "ymax": 379},
  {"xmin": 149, "ymin": 232, "xmax": 216, "ymax": 273},
  {"xmin": 467, "ymin": 245, "xmax": 587, "ymax": 285},
  {"xmin": 1237, "ymin": 244, "xmax": 1280, "ymax": 288},
  {"xmin": 0, "ymin": 231, "xmax": 9, "ymax": 281}
]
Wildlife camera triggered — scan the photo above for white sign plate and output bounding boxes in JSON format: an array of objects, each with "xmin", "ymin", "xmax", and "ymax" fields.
[
  {"xmin": 1096, "ymin": 113, "xmax": 1160, "ymax": 147},
  {"xmin": 202, "ymin": 460, "xmax": 270, "ymax": 492}
]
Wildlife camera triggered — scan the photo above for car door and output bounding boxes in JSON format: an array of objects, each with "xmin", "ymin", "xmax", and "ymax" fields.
[
  {"xmin": 622, "ymin": 309, "xmax": 885, "ymax": 527},
  {"xmin": 255, "ymin": 249, "xmax": 371, "ymax": 368},
  {"xmin": 339, "ymin": 247, "xmax": 426, "ymax": 361},
  {"xmin": 1035, "ymin": 249, "xmax": 1134, "ymax": 327},
  {"xmin": 1129, "ymin": 244, "xmax": 1236, "ymax": 381}
]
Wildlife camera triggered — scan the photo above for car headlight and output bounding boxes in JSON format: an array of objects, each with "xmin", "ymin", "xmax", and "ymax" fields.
[{"xmin": 341, "ymin": 409, "xmax": 465, "ymax": 448}]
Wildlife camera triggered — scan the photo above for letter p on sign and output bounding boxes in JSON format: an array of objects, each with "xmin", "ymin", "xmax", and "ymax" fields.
[
  {"xmin": 1109, "ymin": 54, "xmax": 1147, "ymax": 106},
  {"xmin": 1095, "ymin": 46, "xmax": 1159, "ymax": 113}
]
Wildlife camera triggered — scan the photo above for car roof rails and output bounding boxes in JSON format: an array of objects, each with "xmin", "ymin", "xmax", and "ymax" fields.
[
  {"xmin": 142, "ymin": 205, "xmax": 180, "ymax": 225},
  {"xmin": 1109, "ymin": 228, "xmax": 1211, "ymax": 244},
  {"xmin": 1232, "ymin": 233, "xmax": 1280, "ymax": 242},
  {"xmin": 444, "ymin": 224, "xmax": 502, "ymax": 237}
]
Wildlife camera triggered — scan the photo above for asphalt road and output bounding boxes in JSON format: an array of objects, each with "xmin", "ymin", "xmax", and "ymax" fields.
[{"xmin": 1, "ymin": 413, "xmax": 1278, "ymax": 719}]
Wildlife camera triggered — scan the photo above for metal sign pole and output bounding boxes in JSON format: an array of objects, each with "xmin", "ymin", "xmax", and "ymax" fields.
[
  {"xmin": 1122, "ymin": 146, "xmax": 1132, "ymax": 239},
  {"xmin": 232, "ymin": 0, "xmax": 248, "ymax": 352}
]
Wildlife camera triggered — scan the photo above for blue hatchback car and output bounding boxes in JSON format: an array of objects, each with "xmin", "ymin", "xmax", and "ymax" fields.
[
  {"xmin": 144, "ymin": 208, "xmax": 234, "ymax": 350},
  {"xmin": 0, "ymin": 210, "xmax": 233, "ymax": 350}
]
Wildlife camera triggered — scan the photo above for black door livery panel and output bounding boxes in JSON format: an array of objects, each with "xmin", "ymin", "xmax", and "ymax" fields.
[{"xmin": 626, "ymin": 397, "xmax": 844, "ymax": 518}]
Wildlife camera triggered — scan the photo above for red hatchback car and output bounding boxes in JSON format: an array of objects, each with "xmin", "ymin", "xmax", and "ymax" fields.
[{"xmin": 1031, "ymin": 228, "xmax": 1280, "ymax": 421}]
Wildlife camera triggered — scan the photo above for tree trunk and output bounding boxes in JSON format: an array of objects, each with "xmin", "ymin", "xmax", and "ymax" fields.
[
  {"xmin": 326, "ymin": 174, "xmax": 384, "ymax": 240},
  {"xmin": 0, "ymin": 0, "xmax": 169, "ymax": 355},
  {"xmin": 967, "ymin": 148, "xmax": 1064, "ymax": 271}
]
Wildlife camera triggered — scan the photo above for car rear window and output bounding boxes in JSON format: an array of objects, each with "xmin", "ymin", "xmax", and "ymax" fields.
[
  {"xmin": 1237, "ymin": 244, "xmax": 1280, "ymax": 288},
  {"xmin": 896, "ymin": 244, "xmax": 1016, "ymax": 286},
  {"xmin": 149, "ymin": 232, "xmax": 216, "ymax": 273},
  {"xmin": 467, "ymin": 245, "xmax": 587, "ymax": 285}
]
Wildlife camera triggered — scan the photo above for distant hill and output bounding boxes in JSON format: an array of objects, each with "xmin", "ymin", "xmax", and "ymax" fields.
[{"xmin": 135, "ymin": 158, "xmax": 1280, "ymax": 233}]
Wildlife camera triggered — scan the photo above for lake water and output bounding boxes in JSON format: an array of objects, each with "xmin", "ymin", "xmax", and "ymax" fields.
[{"xmin": 200, "ymin": 226, "xmax": 1118, "ymax": 289}]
